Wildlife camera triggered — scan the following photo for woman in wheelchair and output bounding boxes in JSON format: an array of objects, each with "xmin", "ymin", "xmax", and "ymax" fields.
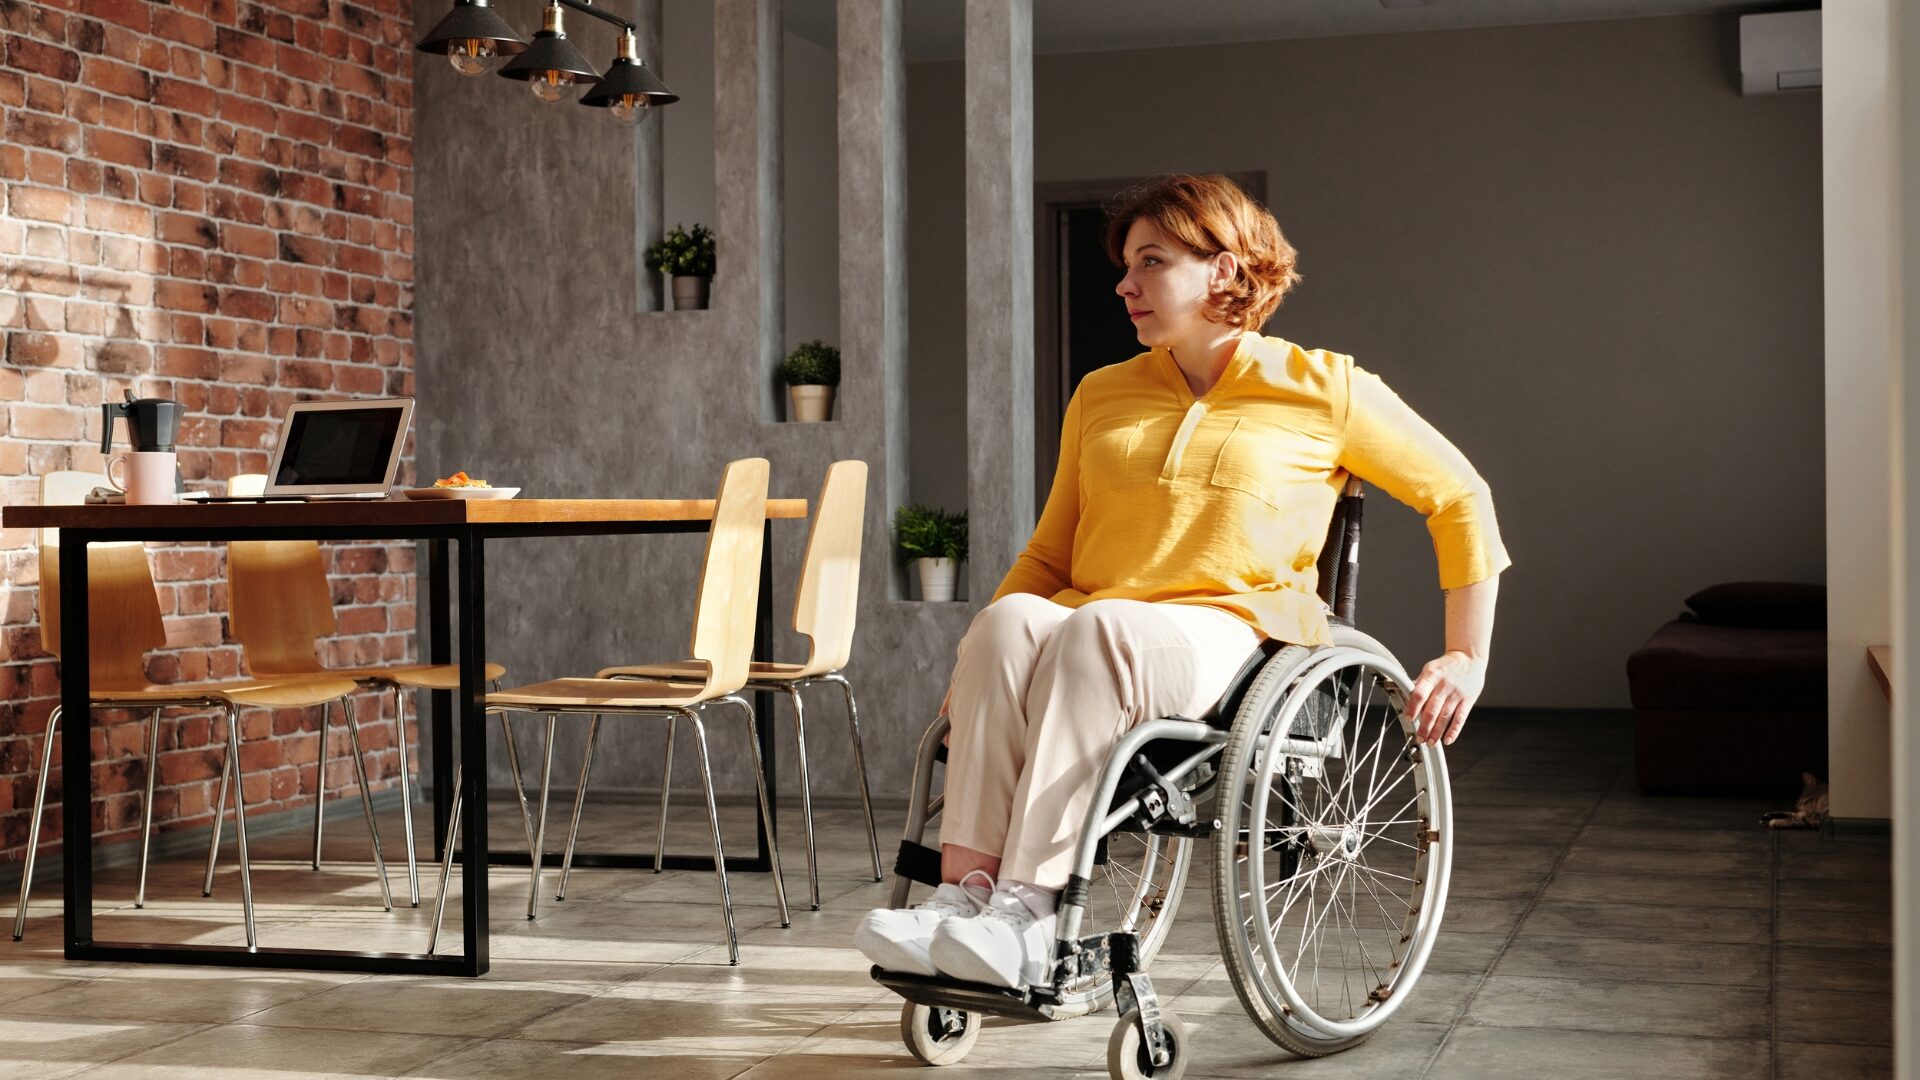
[{"xmin": 856, "ymin": 174, "xmax": 1509, "ymax": 998}]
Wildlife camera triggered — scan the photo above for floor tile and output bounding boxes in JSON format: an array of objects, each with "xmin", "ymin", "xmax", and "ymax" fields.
[
  {"xmin": 67, "ymin": 1022, "xmax": 467, "ymax": 1079},
  {"xmin": 1518, "ymin": 899, "xmax": 1769, "ymax": 946},
  {"xmin": 1430, "ymin": 1025, "xmax": 1768, "ymax": 1079},
  {"xmin": 1775, "ymin": 988, "xmax": 1893, "ymax": 1046},
  {"xmin": 1777, "ymin": 1041, "xmax": 1895, "ymax": 1079},
  {"xmin": 3, "ymin": 966, "xmax": 365, "ymax": 1025},
  {"xmin": 1775, "ymin": 944, "xmax": 1892, "ymax": 994},
  {"xmin": 1539, "ymin": 870, "xmax": 1771, "ymax": 910},
  {"xmin": 1494, "ymin": 934, "xmax": 1769, "ymax": 987},
  {"xmin": 1463, "ymin": 974, "xmax": 1769, "ymax": 1038},
  {"xmin": 0, "ymin": 1016, "xmax": 206, "ymax": 1080}
]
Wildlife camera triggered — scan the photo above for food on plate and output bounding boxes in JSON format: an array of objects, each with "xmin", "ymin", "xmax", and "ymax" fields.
[{"xmin": 433, "ymin": 471, "xmax": 491, "ymax": 489}]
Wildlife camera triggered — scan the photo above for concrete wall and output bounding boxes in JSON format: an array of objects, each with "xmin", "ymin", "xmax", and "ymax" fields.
[{"xmin": 906, "ymin": 13, "xmax": 1825, "ymax": 708}]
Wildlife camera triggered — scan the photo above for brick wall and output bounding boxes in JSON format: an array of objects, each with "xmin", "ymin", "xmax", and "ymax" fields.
[{"xmin": 0, "ymin": 0, "xmax": 418, "ymax": 867}]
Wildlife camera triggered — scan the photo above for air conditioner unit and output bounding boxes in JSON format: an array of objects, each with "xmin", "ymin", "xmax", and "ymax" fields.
[{"xmin": 1739, "ymin": 10, "xmax": 1821, "ymax": 95}]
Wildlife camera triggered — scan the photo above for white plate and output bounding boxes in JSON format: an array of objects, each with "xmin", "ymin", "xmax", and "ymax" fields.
[{"xmin": 400, "ymin": 487, "xmax": 521, "ymax": 501}]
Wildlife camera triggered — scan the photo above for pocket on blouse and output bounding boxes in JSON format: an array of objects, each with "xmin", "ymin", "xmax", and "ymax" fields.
[{"xmin": 1207, "ymin": 419, "xmax": 1283, "ymax": 511}]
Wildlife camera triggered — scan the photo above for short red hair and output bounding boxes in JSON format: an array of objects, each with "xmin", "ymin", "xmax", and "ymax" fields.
[{"xmin": 1104, "ymin": 174, "xmax": 1301, "ymax": 330}]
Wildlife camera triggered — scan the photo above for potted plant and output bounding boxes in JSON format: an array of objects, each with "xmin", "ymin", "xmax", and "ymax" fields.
[
  {"xmin": 894, "ymin": 503, "xmax": 967, "ymax": 601},
  {"xmin": 777, "ymin": 340, "xmax": 840, "ymax": 422},
  {"xmin": 644, "ymin": 223, "xmax": 716, "ymax": 310}
]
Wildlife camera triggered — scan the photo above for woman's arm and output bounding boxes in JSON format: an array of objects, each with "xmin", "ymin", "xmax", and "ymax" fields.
[
  {"xmin": 1334, "ymin": 361, "xmax": 1510, "ymax": 745},
  {"xmin": 992, "ymin": 390, "xmax": 1084, "ymax": 601},
  {"xmin": 1405, "ymin": 573, "xmax": 1499, "ymax": 745}
]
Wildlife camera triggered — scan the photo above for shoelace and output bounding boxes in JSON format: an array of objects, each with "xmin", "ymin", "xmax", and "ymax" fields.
[{"xmin": 920, "ymin": 869, "xmax": 995, "ymax": 916}]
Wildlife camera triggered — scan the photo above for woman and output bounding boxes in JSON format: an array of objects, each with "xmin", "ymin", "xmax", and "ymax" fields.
[{"xmin": 856, "ymin": 174, "xmax": 1509, "ymax": 991}]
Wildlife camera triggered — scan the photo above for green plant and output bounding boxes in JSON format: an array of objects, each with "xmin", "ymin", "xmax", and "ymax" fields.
[
  {"xmin": 778, "ymin": 340, "xmax": 841, "ymax": 387},
  {"xmin": 644, "ymin": 223, "xmax": 716, "ymax": 278},
  {"xmin": 894, "ymin": 504, "xmax": 968, "ymax": 562}
]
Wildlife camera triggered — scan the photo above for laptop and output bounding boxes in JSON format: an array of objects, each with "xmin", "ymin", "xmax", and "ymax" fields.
[{"xmin": 202, "ymin": 398, "xmax": 415, "ymax": 501}]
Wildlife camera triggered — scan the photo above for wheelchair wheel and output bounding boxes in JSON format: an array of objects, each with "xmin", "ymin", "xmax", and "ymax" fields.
[
  {"xmin": 901, "ymin": 1001, "xmax": 981, "ymax": 1065},
  {"xmin": 1210, "ymin": 628, "xmax": 1454, "ymax": 1057},
  {"xmin": 1107, "ymin": 1007, "xmax": 1189, "ymax": 1080}
]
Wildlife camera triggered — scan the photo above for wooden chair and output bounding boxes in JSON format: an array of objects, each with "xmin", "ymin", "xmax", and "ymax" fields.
[
  {"xmin": 218, "ymin": 473, "xmax": 508, "ymax": 907},
  {"xmin": 597, "ymin": 459, "xmax": 877, "ymax": 909},
  {"xmin": 12, "ymin": 472, "xmax": 366, "ymax": 946},
  {"xmin": 426, "ymin": 457, "xmax": 790, "ymax": 964}
]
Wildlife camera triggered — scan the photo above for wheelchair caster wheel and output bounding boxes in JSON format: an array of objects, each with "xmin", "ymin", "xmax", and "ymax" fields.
[
  {"xmin": 901, "ymin": 1001, "xmax": 980, "ymax": 1066},
  {"xmin": 1108, "ymin": 1007, "xmax": 1188, "ymax": 1080}
]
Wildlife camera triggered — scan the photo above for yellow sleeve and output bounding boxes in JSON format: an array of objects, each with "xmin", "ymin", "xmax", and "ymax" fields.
[
  {"xmin": 1337, "ymin": 362, "xmax": 1511, "ymax": 590},
  {"xmin": 993, "ymin": 389, "xmax": 1082, "ymax": 600}
]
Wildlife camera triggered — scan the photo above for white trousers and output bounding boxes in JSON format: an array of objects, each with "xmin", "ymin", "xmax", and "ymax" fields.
[{"xmin": 939, "ymin": 594, "xmax": 1262, "ymax": 887}]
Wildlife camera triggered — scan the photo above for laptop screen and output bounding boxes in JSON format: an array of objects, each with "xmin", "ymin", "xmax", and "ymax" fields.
[{"xmin": 272, "ymin": 406, "xmax": 406, "ymax": 487}]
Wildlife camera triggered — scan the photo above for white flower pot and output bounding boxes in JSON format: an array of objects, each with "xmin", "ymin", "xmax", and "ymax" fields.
[
  {"xmin": 915, "ymin": 557, "xmax": 958, "ymax": 602},
  {"xmin": 787, "ymin": 384, "xmax": 835, "ymax": 422}
]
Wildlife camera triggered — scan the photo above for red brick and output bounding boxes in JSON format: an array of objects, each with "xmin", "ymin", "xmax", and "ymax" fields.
[
  {"xmin": 218, "ymin": 158, "xmax": 280, "ymax": 196},
  {"xmin": 11, "ymin": 402, "xmax": 82, "ymax": 437},
  {"xmin": 155, "ymin": 345, "xmax": 217, "ymax": 379},
  {"xmin": 8, "ymin": 186, "xmax": 75, "ymax": 223},
  {"xmin": 5, "ymin": 110, "xmax": 80, "ymax": 152},
  {"xmin": 0, "ymin": 144, "xmax": 23, "ymax": 181},
  {"xmin": 157, "ymin": 211, "xmax": 218, "ymax": 246},
  {"xmin": 219, "ymin": 222, "xmax": 274, "ymax": 258},
  {"xmin": 83, "ymin": 196, "xmax": 151, "ymax": 236},
  {"xmin": 153, "ymin": 144, "xmax": 215, "ymax": 181},
  {"xmin": 151, "ymin": 7, "xmax": 216, "ymax": 49},
  {"xmin": 7, "ymin": 35, "xmax": 81, "ymax": 82},
  {"xmin": 155, "ymin": 279, "xmax": 217, "ymax": 313},
  {"xmin": 85, "ymin": 127, "xmax": 151, "ymax": 168},
  {"xmin": 219, "ymin": 288, "xmax": 274, "ymax": 321},
  {"xmin": 82, "ymin": 56, "xmax": 149, "ymax": 99},
  {"xmin": 152, "ymin": 76, "xmax": 216, "ymax": 115},
  {"xmin": 81, "ymin": 0, "xmax": 148, "ymax": 35}
]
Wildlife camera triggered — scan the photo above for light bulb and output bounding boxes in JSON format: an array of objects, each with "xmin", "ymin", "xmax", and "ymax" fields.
[
  {"xmin": 608, "ymin": 94, "xmax": 649, "ymax": 126},
  {"xmin": 446, "ymin": 38, "xmax": 496, "ymax": 77},
  {"xmin": 528, "ymin": 69, "xmax": 574, "ymax": 103}
]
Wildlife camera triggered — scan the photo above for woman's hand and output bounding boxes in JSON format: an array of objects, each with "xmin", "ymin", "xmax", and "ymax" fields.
[{"xmin": 1404, "ymin": 650, "xmax": 1486, "ymax": 746}]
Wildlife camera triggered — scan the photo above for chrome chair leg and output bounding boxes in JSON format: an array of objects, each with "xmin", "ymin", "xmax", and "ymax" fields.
[
  {"xmin": 342, "ymin": 696, "xmax": 393, "ymax": 912},
  {"xmin": 134, "ymin": 708, "xmax": 161, "ymax": 908},
  {"xmin": 684, "ymin": 708, "xmax": 740, "ymax": 964},
  {"xmin": 782, "ymin": 683, "xmax": 821, "ymax": 910},
  {"xmin": 310, "ymin": 701, "xmax": 329, "ymax": 871},
  {"xmin": 426, "ymin": 763, "xmax": 464, "ymax": 955},
  {"xmin": 223, "ymin": 704, "xmax": 257, "ymax": 949},
  {"xmin": 526, "ymin": 713, "xmax": 557, "ymax": 921},
  {"xmin": 820, "ymin": 673, "xmax": 884, "ymax": 881},
  {"xmin": 203, "ymin": 721, "xmax": 233, "ymax": 898},
  {"xmin": 556, "ymin": 713, "xmax": 601, "ymax": 901},
  {"xmin": 498, "ymin": 711, "xmax": 538, "ymax": 855},
  {"xmin": 653, "ymin": 714, "xmax": 677, "ymax": 873},
  {"xmin": 720, "ymin": 694, "xmax": 790, "ymax": 927},
  {"xmin": 13, "ymin": 705, "xmax": 62, "ymax": 940},
  {"xmin": 392, "ymin": 683, "xmax": 420, "ymax": 907}
]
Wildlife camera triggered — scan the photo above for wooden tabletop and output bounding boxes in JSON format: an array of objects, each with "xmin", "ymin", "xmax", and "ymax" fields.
[
  {"xmin": 1868, "ymin": 645, "xmax": 1893, "ymax": 701},
  {"xmin": 4, "ymin": 497, "xmax": 810, "ymax": 530}
]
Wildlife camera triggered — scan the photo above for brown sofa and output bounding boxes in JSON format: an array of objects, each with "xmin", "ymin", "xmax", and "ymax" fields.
[{"xmin": 1627, "ymin": 582, "xmax": 1827, "ymax": 796}]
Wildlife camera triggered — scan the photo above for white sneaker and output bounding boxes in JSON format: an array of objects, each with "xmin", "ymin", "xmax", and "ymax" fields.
[
  {"xmin": 928, "ymin": 889, "xmax": 1057, "ymax": 989},
  {"xmin": 854, "ymin": 875, "xmax": 988, "ymax": 976}
]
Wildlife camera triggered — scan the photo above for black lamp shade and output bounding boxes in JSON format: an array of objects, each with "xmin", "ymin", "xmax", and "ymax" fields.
[
  {"xmin": 498, "ymin": 29, "xmax": 601, "ymax": 84},
  {"xmin": 580, "ymin": 57, "xmax": 679, "ymax": 108},
  {"xmin": 416, "ymin": 0, "xmax": 527, "ymax": 57}
]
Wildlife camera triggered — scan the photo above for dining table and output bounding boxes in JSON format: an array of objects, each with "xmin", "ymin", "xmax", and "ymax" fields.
[{"xmin": 3, "ymin": 495, "xmax": 809, "ymax": 977}]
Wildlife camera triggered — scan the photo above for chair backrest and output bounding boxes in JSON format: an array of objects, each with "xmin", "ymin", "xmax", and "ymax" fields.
[
  {"xmin": 224, "ymin": 473, "xmax": 335, "ymax": 675},
  {"xmin": 37, "ymin": 471, "xmax": 166, "ymax": 692},
  {"xmin": 790, "ymin": 460, "xmax": 867, "ymax": 676},
  {"xmin": 1315, "ymin": 476, "xmax": 1366, "ymax": 623},
  {"xmin": 686, "ymin": 457, "xmax": 770, "ymax": 697}
]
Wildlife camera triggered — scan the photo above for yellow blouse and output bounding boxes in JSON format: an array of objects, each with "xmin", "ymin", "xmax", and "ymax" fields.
[{"xmin": 993, "ymin": 331, "xmax": 1511, "ymax": 646}]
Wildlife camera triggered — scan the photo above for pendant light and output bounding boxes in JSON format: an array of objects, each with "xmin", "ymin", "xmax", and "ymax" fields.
[
  {"xmin": 415, "ymin": 0, "xmax": 528, "ymax": 78},
  {"xmin": 579, "ymin": 28, "xmax": 679, "ymax": 125},
  {"xmin": 497, "ymin": 1, "xmax": 601, "ymax": 104}
]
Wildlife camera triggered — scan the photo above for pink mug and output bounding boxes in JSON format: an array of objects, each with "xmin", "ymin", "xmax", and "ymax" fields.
[{"xmin": 106, "ymin": 451, "xmax": 178, "ymax": 505}]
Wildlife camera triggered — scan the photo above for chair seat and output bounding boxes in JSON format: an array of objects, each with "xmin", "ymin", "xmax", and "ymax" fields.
[
  {"xmin": 95, "ymin": 676, "xmax": 360, "ymax": 709},
  {"xmin": 333, "ymin": 662, "xmax": 508, "ymax": 690},
  {"xmin": 488, "ymin": 678, "xmax": 718, "ymax": 710},
  {"xmin": 596, "ymin": 659, "xmax": 812, "ymax": 682}
]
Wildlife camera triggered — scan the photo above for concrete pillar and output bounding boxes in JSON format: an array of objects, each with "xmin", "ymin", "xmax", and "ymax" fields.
[
  {"xmin": 1893, "ymin": 2, "xmax": 1919, "ymax": 1071},
  {"xmin": 838, "ymin": 0, "xmax": 909, "ymax": 596},
  {"xmin": 714, "ymin": 0, "xmax": 784, "ymax": 408},
  {"xmin": 1822, "ymin": 2, "xmax": 1895, "ymax": 822},
  {"xmin": 963, "ymin": 0, "xmax": 1035, "ymax": 600}
]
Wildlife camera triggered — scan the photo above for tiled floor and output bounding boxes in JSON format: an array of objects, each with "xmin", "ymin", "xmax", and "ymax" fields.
[{"xmin": 0, "ymin": 712, "xmax": 1893, "ymax": 1078}]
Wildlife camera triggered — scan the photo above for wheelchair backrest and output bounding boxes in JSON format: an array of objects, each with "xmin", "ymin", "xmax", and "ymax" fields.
[{"xmin": 1314, "ymin": 476, "xmax": 1365, "ymax": 624}]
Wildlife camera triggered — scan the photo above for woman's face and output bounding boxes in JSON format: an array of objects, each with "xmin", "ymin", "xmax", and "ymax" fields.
[{"xmin": 1114, "ymin": 217, "xmax": 1234, "ymax": 348}]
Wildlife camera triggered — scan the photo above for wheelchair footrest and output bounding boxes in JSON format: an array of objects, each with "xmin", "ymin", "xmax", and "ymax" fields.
[{"xmin": 872, "ymin": 966, "xmax": 1055, "ymax": 1021}]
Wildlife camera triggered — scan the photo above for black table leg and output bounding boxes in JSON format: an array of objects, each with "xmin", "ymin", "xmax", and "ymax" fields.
[
  {"xmin": 60, "ymin": 536, "xmax": 93, "ymax": 957},
  {"xmin": 456, "ymin": 533, "xmax": 489, "ymax": 975},
  {"xmin": 429, "ymin": 537, "xmax": 452, "ymax": 860}
]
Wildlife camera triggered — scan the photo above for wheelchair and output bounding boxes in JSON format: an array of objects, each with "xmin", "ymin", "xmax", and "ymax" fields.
[{"xmin": 872, "ymin": 480, "xmax": 1455, "ymax": 1078}]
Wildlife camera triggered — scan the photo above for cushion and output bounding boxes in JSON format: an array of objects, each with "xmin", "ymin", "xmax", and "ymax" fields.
[
  {"xmin": 1628, "ymin": 619, "xmax": 1827, "ymax": 712},
  {"xmin": 1684, "ymin": 581, "xmax": 1825, "ymax": 630}
]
